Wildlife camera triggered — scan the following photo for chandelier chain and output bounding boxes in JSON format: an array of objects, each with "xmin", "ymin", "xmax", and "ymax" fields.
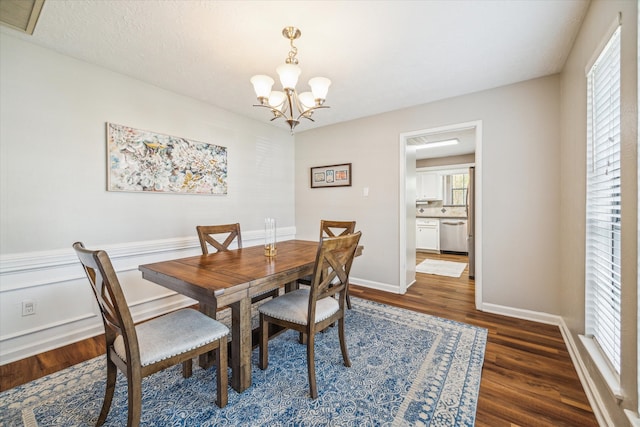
[{"xmin": 286, "ymin": 38, "xmax": 298, "ymax": 64}]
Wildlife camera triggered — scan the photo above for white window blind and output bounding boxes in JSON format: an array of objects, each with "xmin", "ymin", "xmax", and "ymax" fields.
[{"xmin": 585, "ymin": 26, "xmax": 622, "ymax": 375}]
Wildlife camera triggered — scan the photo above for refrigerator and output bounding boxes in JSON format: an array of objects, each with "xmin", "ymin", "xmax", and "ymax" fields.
[{"xmin": 467, "ymin": 166, "xmax": 475, "ymax": 279}]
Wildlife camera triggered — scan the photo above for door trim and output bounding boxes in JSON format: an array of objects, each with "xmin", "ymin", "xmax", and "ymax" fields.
[{"xmin": 399, "ymin": 120, "xmax": 483, "ymax": 310}]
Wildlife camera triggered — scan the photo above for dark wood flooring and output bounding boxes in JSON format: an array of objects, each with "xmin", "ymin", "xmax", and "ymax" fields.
[
  {"xmin": 0, "ymin": 252, "xmax": 598, "ymax": 426},
  {"xmin": 350, "ymin": 252, "xmax": 598, "ymax": 427}
]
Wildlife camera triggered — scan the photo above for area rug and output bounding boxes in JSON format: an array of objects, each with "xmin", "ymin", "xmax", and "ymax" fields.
[
  {"xmin": 0, "ymin": 298, "xmax": 487, "ymax": 426},
  {"xmin": 416, "ymin": 259, "xmax": 468, "ymax": 278}
]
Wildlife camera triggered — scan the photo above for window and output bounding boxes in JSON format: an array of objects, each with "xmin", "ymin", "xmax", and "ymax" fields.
[
  {"xmin": 449, "ymin": 173, "xmax": 469, "ymax": 206},
  {"xmin": 443, "ymin": 173, "xmax": 469, "ymax": 206},
  {"xmin": 584, "ymin": 24, "xmax": 622, "ymax": 383}
]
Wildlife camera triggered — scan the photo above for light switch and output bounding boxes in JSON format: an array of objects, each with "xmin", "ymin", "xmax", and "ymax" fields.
[{"xmin": 363, "ymin": 187, "xmax": 369, "ymax": 197}]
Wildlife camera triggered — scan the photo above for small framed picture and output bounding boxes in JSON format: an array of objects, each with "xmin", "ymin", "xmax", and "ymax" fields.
[{"xmin": 310, "ymin": 163, "xmax": 352, "ymax": 188}]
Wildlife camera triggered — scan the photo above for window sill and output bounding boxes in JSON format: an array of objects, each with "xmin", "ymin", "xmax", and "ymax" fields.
[
  {"xmin": 579, "ymin": 335, "xmax": 623, "ymax": 402},
  {"xmin": 625, "ymin": 409, "xmax": 640, "ymax": 426}
]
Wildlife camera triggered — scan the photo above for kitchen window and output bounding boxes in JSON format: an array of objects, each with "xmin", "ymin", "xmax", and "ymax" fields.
[
  {"xmin": 443, "ymin": 173, "xmax": 469, "ymax": 206},
  {"xmin": 582, "ymin": 23, "xmax": 622, "ymax": 399}
]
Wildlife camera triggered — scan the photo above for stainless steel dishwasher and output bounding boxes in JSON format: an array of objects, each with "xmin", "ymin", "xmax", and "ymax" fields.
[{"xmin": 439, "ymin": 219, "xmax": 468, "ymax": 253}]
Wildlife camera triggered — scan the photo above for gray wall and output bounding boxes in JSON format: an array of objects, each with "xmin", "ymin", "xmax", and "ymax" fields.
[
  {"xmin": 0, "ymin": 33, "xmax": 295, "ymax": 363},
  {"xmin": 0, "ymin": 34, "xmax": 294, "ymax": 254},
  {"xmin": 295, "ymin": 74, "xmax": 562, "ymax": 314},
  {"xmin": 560, "ymin": 1, "xmax": 638, "ymax": 425}
]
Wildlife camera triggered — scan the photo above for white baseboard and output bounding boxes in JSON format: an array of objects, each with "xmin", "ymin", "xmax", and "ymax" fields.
[
  {"xmin": 480, "ymin": 302, "xmax": 562, "ymax": 325},
  {"xmin": 350, "ymin": 277, "xmax": 401, "ymax": 294},
  {"xmin": 480, "ymin": 301, "xmax": 614, "ymax": 427}
]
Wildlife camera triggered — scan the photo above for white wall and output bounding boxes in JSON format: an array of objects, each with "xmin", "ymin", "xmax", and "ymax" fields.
[
  {"xmin": 0, "ymin": 34, "xmax": 295, "ymax": 363},
  {"xmin": 295, "ymin": 75, "xmax": 562, "ymax": 317},
  {"xmin": 559, "ymin": 1, "xmax": 638, "ymax": 425}
]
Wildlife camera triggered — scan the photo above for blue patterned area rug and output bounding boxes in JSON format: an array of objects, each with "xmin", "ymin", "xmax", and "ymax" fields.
[{"xmin": 0, "ymin": 298, "xmax": 487, "ymax": 426}]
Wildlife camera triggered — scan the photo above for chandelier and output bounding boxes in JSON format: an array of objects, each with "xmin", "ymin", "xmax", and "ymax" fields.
[{"xmin": 250, "ymin": 27, "xmax": 331, "ymax": 132}]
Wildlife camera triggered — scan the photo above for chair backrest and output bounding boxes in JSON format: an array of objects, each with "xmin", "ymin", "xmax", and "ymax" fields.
[
  {"xmin": 72, "ymin": 242, "xmax": 140, "ymax": 361},
  {"xmin": 319, "ymin": 220, "xmax": 356, "ymax": 239},
  {"xmin": 196, "ymin": 223, "xmax": 242, "ymax": 255},
  {"xmin": 308, "ymin": 231, "xmax": 361, "ymax": 315}
]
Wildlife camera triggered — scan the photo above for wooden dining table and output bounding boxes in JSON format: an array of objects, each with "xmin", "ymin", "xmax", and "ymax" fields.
[{"xmin": 138, "ymin": 239, "xmax": 362, "ymax": 393}]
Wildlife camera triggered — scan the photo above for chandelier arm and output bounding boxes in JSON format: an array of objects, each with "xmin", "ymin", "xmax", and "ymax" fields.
[
  {"xmin": 295, "ymin": 105, "xmax": 330, "ymax": 122},
  {"xmin": 252, "ymin": 103, "xmax": 286, "ymax": 121},
  {"xmin": 292, "ymin": 92, "xmax": 307, "ymax": 118},
  {"xmin": 284, "ymin": 89, "xmax": 297, "ymax": 122}
]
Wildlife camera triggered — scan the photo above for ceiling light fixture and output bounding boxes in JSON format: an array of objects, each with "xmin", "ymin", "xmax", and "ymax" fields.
[
  {"xmin": 416, "ymin": 139, "xmax": 460, "ymax": 149},
  {"xmin": 250, "ymin": 27, "xmax": 330, "ymax": 133}
]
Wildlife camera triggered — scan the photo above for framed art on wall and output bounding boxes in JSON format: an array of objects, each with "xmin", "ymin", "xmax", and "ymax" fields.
[
  {"xmin": 107, "ymin": 123, "xmax": 228, "ymax": 195},
  {"xmin": 310, "ymin": 163, "xmax": 352, "ymax": 188}
]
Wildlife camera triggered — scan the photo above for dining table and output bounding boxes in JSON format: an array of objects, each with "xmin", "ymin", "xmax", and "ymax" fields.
[{"xmin": 138, "ymin": 239, "xmax": 362, "ymax": 393}]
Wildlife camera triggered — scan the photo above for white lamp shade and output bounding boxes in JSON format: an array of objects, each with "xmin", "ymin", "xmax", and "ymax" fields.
[
  {"xmin": 298, "ymin": 92, "xmax": 315, "ymax": 110},
  {"xmin": 250, "ymin": 75, "xmax": 275, "ymax": 98},
  {"xmin": 276, "ymin": 64, "xmax": 301, "ymax": 90},
  {"xmin": 309, "ymin": 77, "xmax": 331, "ymax": 100},
  {"xmin": 268, "ymin": 91, "xmax": 286, "ymax": 111}
]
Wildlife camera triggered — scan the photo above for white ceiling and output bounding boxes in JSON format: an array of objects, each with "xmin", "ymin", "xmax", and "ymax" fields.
[{"xmin": 1, "ymin": 0, "xmax": 589, "ymax": 141}]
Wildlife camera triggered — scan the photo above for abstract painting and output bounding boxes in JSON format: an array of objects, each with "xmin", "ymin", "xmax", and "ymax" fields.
[{"xmin": 107, "ymin": 123, "xmax": 227, "ymax": 195}]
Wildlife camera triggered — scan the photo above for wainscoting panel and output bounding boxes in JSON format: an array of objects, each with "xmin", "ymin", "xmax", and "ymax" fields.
[{"xmin": 0, "ymin": 228, "xmax": 296, "ymax": 364}]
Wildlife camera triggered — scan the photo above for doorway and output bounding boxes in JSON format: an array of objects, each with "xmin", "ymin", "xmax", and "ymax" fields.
[{"xmin": 398, "ymin": 120, "xmax": 482, "ymax": 309}]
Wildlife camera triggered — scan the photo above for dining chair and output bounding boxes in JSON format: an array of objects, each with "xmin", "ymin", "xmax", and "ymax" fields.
[
  {"xmin": 196, "ymin": 223, "xmax": 279, "ymax": 308},
  {"xmin": 72, "ymin": 242, "xmax": 229, "ymax": 427},
  {"xmin": 298, "ymin": 220, "xmax": 356, "ymax": 309},
  {"xmin": 258, "ymin": 231, "xmax": 362, "ymax": 399}
]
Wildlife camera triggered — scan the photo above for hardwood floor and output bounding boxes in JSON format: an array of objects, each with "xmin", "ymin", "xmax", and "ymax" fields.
[
  {"xmin": 1, "ymin": 252, "xmax": 598, "ymax": 426},
  {"xmin": 350, "ymin": 252, "xmax": 598, "ymax": 427}
]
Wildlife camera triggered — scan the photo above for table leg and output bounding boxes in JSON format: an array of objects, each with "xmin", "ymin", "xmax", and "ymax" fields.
[
  {"xmin": 230, "ymin": 297, "xmax": 251, "ymax": 392},
  {"xmin": 198, "ymin": 302, "xmax": 217, "ymax": 368},
  {"xmin": 285, "ymin": 280, "xmax": 299, "ymax": 293}
]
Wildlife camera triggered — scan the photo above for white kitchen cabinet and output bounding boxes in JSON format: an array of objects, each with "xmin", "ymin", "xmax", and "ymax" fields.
[
  {"xmin": 416, "ymin": 172, "xmax": 442, "ymax": 200},
  {"xmin": 416, "ymin": 219, "xmax": 440, "ymax": 251}
]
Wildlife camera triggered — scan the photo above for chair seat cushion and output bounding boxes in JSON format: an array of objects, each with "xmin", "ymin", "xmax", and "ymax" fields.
[
  {"xmin": 113, "ymin": 308, "xmax": 229, "ymax": 366},
  {"xmin": 258, "ymin": 288, "xmax": 339, "ymax": 325}
]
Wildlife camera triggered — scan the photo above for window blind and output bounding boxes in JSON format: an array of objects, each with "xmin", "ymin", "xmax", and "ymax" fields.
[{"xmin": 585, "ymin": 26, "xmax": 622, "ymax": 374}]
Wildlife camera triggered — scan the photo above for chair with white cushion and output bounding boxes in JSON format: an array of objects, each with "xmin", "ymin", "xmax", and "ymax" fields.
[
  {"xmin": 73, "ymin": 242, "xmax": 229, "ymax": 427},
  {"xmin": 258, "ymin": 231, "xmax": 362, "ymax": 399}
]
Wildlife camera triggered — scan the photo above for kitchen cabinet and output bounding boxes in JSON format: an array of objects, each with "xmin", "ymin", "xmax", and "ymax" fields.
[
  {"xmin": 416, "ymin": 218, "xmax": 439, "ymax": 251},
  {"xmin": 416, "ymin": 172, "xmax": 442, "ymax": 200}
]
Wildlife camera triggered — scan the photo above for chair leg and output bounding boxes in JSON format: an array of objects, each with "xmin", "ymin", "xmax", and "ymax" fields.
[
  {"xmin": 338, "ymin": 317, "xmax": 351, "ymax": 367},
  {"xmin": 307, "ymin": 332, "xmax": 318, "ymax": 399},
  {"xmin": 215, "ymin": 336, "xmax": 228, "ymax": 408},
  {"xmin": 259, "ymin": 314, "xmax": 269, "ymax": 370},
  {"xmin": 127, "ymin": 370, "xmax": 143, "ymax": 427},
  {"xmin": 346, "ymin": 291, "xmax": 352, "ymax": 310},
  {"xmin": 198, "ymin": 303, "xmax": 218, "ymax": 369},
  {"xmin": 97, "ymin": 357, "xmax": 117, "ymax": 426},
  {"xmin": 182, "ymin": 359, "xmax": 192, "ymax": 378}
]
